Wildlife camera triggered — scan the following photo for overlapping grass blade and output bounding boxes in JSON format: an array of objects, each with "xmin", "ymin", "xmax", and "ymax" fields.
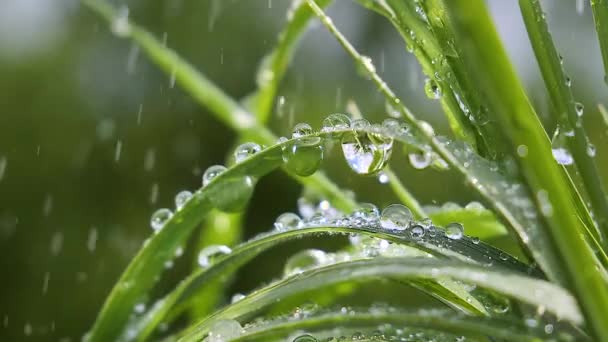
[
  {"xmin": 591, "ymin": 0, "xmax": 608, "ymax": 84},
  {"xmin": 519, "ymin": 0, "xmax": 608, "ymax": 250},
  {"xmin": 178, "ymin": 258, "xmax": 581, "ymax": 341},
  {"xmin": 307, "ymin": 0, "xmax": 559, "ymax": 286},
  {"xmin": 231, "ymin": 307, "xmax": 553, "ymax": 341},
  {"xmin": 443, "ymin": 1, "xmax": 608, "ymax": 339}
]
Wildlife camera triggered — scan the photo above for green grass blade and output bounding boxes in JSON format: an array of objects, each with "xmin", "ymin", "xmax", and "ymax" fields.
[
  {"xmin": 231, "ymin": 307, "xmax": 551, "ymax": 341},
  {"xmin": 179, "ymin": 258, "xmax": 581, "ymax": 341},
  {"xmin": 519, "ymin": 0, "xmax": 608, "ymax": 249},
  {"xmin": 129, "ymin": 214, "xmax": 530, "ymax": 340},
  {"xmin": 443, "ymin": 1, "xmax": 608, "ymax": 339},
  {"xmin": 591, "ymin": 0, "xmax": 608, "ymax": 84},
  {"xmin": 307, "ymin": 0, "xmax": 560, "ymax": 285},
  {"xmin": 249, "ymin": 0, "xmax": 333, "ymax": 121}
]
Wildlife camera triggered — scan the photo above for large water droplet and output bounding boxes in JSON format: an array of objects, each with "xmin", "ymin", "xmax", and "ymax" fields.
[
  {"xmin": 322, "ymin": 113, "xmax": 351, "ymax": 132},
  {"xmin": 351, "ymin": 118, "xmax": 370, "ymax": 130},
  {"xmin": 445, "ymin": 222, "xmax": 464, "ymax": 240},
  {"xmin": 234, "ymin": 142, "xmax": 261, "ymax": 163},
  {"xmin": 351, "ymin": 203, "xmax": 380, "ymax": 225},
  {"xmin": 284, "ymin": 249, "xmax": 327, "ymax": 276},
  {"xmin": 198, "ymin": 245, "xmax": 232, "ymax": 267},
  {"xmin": 424, "ymin": 78, "xmax": 442, "ymax": 99},
  {"xmin": 202, "ymin": 165, "xmax": 227, "ymax": 187},
  {"xmin": 410, "ymin": 225, "xmax": 425, "ymax": 239},
  {"xmin": 150, "ymin": 208, "xmax": 172, "ymax": 232},
  {"xmin": 282, "ymin": 137, "xmax": 323, "ymax": 176},
  {"xmin": 274, "ymin": 212, "xmax": 302, "ymax": 231},
  {"xmin": 551, "ymin": 127, "xmax": 573, "ymax": 165},
  {"xmin": 408, "ymin": 150, "xmax": 432, "ymax": 169},
  {"xmin": 207, "ymin": 319, "xmax": 243, "ymax": 342},
  {"xmin": 292, "ymin": 123, "xmax": 313, "ymax": 138},
  {"xmin": 174, "ymin": 190, "xmax": 192, "ymax": 210},
  {"xmin": 207, "ymin": 175, "xmax": 255, "ymax": 212},
  {"xmin": 341, "ymin": 131, "xmax": 393, "ymax": 175},
  {"xmin": 380, "ymin": 204, "xmax": 412, "ymax": 230}
]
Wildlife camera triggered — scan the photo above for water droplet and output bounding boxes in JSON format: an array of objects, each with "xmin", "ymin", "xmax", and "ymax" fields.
[
  {"xmin": 410, "ymin": 225, "xmax": 425, "ymax": 239},
  {"xmin": 420, "ymin": 217, "xmax": 432, "ymax": 228},
  {"xmin": 544, "ymin": 323, "xmax": 554, "ymax": 334},
  {"xmin": 574, "ymin": 102, "xmax": 584, "ymax": 117},
  {"xmin": 465, "ymin": 202, "xmax": 484, "ymax": 211},
  {"xmin": 351, "ymin": 118, "xmax": 370, "ymax": 130},
  {"xmin": 293, "ymin": 334, "xmax": 318, "ymax": 342},
  {"xmin": 202, "ymin": 165, "xmax": 227, "ymax": 187},
  {"xmin": 134, "ymin": 303, "xmax": 146, "ymax": 314},
  {"xmin": 341, "ymin": 131, "xmax": 393, "ymax": 175},
  {"xmin": 282, "ymin": 137, "xmax": 323, "ymax": 177},
  {"xmin": 234, "ymin": 142, "xmax": 261, "ymax": 163},
  {"xmin": 351, "ymin": 203, "xmax": 380, "ymax": 224},
  {"xmin": 380, "ymin": 204, "xmax": 412, "ymax": 230},
  {"xmin": 408, "ymin": 150, "xmax": 432, "ymax": 169},
  {"xmin": 360, "ymin": 55, "xmax": 376, "ymax": 74},
  {"xmin": 207, "ymin": 319, "xmax": 243, "ymax": 342},
  {"xmin": 377, "ymin": 171, "xmax": 389, "ymax": 184},
  {"xmin": 150, "ymin": 209, "xmax": 172, "ymax": 231},
  {"xmin": 231, "ymin": 293, "xmax": 245, "ymax": 303},
  {"xmin": 322, "ymin": 113, "xmax": 351, "ymax": 132},
  {"xmin": 197, "ymin": 245, "xmax": 232, "ymax": 267},
  {"xmin": 277, "ymin": 136, "xmax": 288, "ymax": 144},
  {"xmin": 424, "ymin": 78, "xmax": 442, "ymax": 99},
  {"xmin": 292, "ymin": 123, "xmax": 313, "ymax": 138},
  {"xmin": 284, "ymin": 249, "xmax": 327, "ymax": 276},
  {"xmin": 551, "ymin": 127, "xmax": 574, "ymax": 165},
  {"xmin": 274, "ymin": 213, "xmax": 302, "ymax": 231},
  {"xmin": 587, "ymin": 143, "xmax": 596, "ymax": 157},
  {"xmin": 385, "ymin": 100, "xmax": 401, "ymax": 118},
  {"xmin": 516, "ymin": 144, "xmax": 528, "ymax": 157},
  {"xmin": 419, "ymin": 121, "xmax": 435, "ymax": 136},
  {"xmin": 207, "ymin": 175, "xmax": 255, "ymax": 212},
  {"xmin": 446, "ymin": 223, "xmax": 464, "ymax": 240},
  {"xmin": 174, "ymin": 190, "xmax": 192, "ymax": 210},
  {"xmin": 471, "ymin": 236, "xmax": 480, "ymax": 244}
]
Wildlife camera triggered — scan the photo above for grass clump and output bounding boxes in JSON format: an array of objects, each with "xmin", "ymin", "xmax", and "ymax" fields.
[{"xmin": 82, "ymin": 0, "xmax": 608, "ymax": 341}]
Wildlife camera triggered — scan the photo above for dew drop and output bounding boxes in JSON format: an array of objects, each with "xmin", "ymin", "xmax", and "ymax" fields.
[
  {"xmin": 202, "ymin": 165, "xmax": 227, "ymax": 187},
  {"xmin": 231, "ymin": 293, "xmax": 245, "ymax": 303},
  {"xmin": 424, "ymin": 78, "xmax": 442, "ymax": 99},
  {"xmin": 284, "ymin": 249, "xmax": 327, "ymax": 276},
  {"xmin": 419, "ymin": 120, "xmax": 435, "ymax": 136},
  {"xmin": 380, "ymin": 204, "xmax": 412, "ymax": 230},
  {"xmin": 445, "ymin": 222, "xmax": 464, "ymax": 240},
  {"xmin": 150, "ymin": 208, "xmax": 172, "ymax": 232},
  {"xmin": 341, "ymin": 131, "xmax": 393, "ymax": 175},
  {"xmin": 377, "ymin": 171, "xmax": 389, "ymax": 184},
  {"xmin": 292, "ymin": 123, "xmax": 313, "ymax": 138},
  {"xmin": 385, "ymin": 100, "xmax": 401, "ymax": 118},
  {"xmin": 207, "ymin": 175, "xmax": 255, "ymax": 212},
  {"xmin": 293, "ymin": 334, "xmax": 318, "ymax": 342},
  {"xmin": 574, "ymin": 102, "xmax": 584, "ymax": 117},
  {"xmin": 174, "ymin": 190, "xmax": 192, "ymax": 210},
  {"xmin": 274, "ymin": 212, "xmax": 302, "ymax": 231},
  {"xmin": 587, "ymin": 143, "xmax": 596, "ymax": 157},
  {"xmin": 282, "ymin": 137, "xmax": 323, "ymax": 177},
  {"xmin": 111, "ymin": 6, "xmax": 131, "ymax": 37},
  {"xmin": 351, "ymin": 203, "xmax": 380, "ymax": 223},
  {"xmin": 234, "ymin": 142, "xmax": 261, "ymax": 163},
  {"xmin": 551, "ymin": 127, "xmax": 574, "ymax": 165},
  {"xmin": 420, "ymin": 217, "xmax": 432, "ymax": 228},
  {"xmin": 197, "ymin": 245, "xmax": 232, "ymax": 268},
  {"xmin": 207, "ymin": 319, "xmax": 243, "ymax": 342},
  {"xmin": 465, "ymin": 202, "xmax": 484, "ymax": 211},
  {"xmin": 410, "ymin": 225, "xmax": 425, "ymax": 239},
  {"xmin": 322, "ymin": 113, "xmax": 351, "ymax": 132},
  {"xmin": 351, "ymin": 118, "xmax": 370, "ymax": 130},
  {"xmin": 408, "ymin": 150, "xmax": 432, "ymax": 169}
]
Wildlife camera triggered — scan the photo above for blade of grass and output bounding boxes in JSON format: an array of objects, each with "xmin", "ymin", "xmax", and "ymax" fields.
[
  {"xmin": 178, "ymin": 258, "xmax": 582, "ymax": 341},
  {"xmin": 519, "ymin": 0, "xmax": 608, "ymax": 249},
  {"xmin": 307, "ymin": 0, "xmax": 562, "ymax": 284},
  {"xmin": 443, "ymin": 1, "xmax": 608, "ymax": 339},
  {"xmin": 130, "ymin": 212, "xmax": 531, "ymax": 341},
  {"xmin": 591, "ymin": 0, "xmax": 608, "ymax": 85},
  {"xmin": 231, "ymin": 308, "xmax": 551, "ymax": 342}
]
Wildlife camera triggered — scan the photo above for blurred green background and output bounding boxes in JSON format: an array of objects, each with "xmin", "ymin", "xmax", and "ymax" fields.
[{"xmin": 0, "ymin": 0, "xmax": 606, "ymax": 340}]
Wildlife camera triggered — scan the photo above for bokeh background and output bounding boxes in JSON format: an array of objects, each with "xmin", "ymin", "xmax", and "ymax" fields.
[{"xmin": 0, "ymin": 0, "xmax": 606, "ymax": 340}]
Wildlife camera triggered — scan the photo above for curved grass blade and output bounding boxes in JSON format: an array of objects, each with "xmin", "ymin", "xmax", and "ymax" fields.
[
  {"xmin": 249, "ymin": 0, "xmax": 333, "ymax": 121},
  {"xmin": 519, "ymin": 0, "xmax": 608, "ymax": 250},
  {"xmin": 591, "ymin": 0, "xmax": 608, "ymax": 85},
  {"xmin": 444, "ymin": 1, "xmax": 608, "ymax": 339},
  {"xmin": 306, "ymin": 0, "xmax": 560, "ymax": 287},
  {"xmin": 231, "ymin": 307, "xmax": 554, "ymax": 342},
  {"xmin": 178, "ymin": 258, "xmax": 582, "ymax": 341},
  {"xmin": 130, "ymin": 215, "xmax": 530, "ymax": 341}
]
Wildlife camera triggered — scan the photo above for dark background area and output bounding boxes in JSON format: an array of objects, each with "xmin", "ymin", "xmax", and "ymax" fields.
[{"xmin": 0, "ymin": 0, "xmax": 606, "ymax": 340}]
